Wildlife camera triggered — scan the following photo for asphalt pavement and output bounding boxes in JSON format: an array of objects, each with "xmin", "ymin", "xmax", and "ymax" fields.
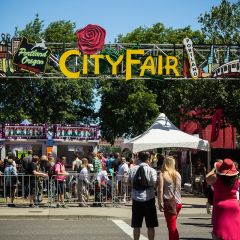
[
  {"xmin": 0, "ymin": 196, "xmax": 212, "ymax": 239},
  {"xmin": 0, "ymin": 217, "xmax": 212, "ymax": 240},
  {"xmin": 0, "ymin": 196, "xmax": 208, "ymax": 219}
]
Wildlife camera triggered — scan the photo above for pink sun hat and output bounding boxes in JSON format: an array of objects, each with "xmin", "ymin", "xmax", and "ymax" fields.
[{"xmin": 214, "ymin": 158, "xmax": 239, "ymax": 176}]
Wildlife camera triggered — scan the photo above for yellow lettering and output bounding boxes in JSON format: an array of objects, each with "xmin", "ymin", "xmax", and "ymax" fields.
[
  {"xmin": 126, "ymin": 49, "xmax": 144, "ymax": 80},
  {"xmin": 59, "ymin": 50, "xmax": 80, "ymax": 78},
  {"xmin": 140, "ymin": 56, "xmax": 156, "ymax": 76},
  {"xmin": 106, "ymin": 55, "xmax": 123, "ymax": 75},
  {"xmin": 83, "ymin": 55, "xmax": 88, "ymax": 74},
  {"xmin": 165, "ymin": 56, "xmax": 180, "ymax": 76},
  {"xmin": 158, "ymin": 55, "xmax": 163, "ymax": 75},
  {"xmin": 90, "ymin": 55, "xmax": 104, "ymax": 74}
]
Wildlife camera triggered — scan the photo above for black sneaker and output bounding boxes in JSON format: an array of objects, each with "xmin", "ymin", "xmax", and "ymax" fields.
[
  {"xmin": 29, "ymin": 204, "xmax": 38, "ymax": 208},
  {"xmin": 9, "ymin": 204, "xmax": 16, "ymax": 207}
]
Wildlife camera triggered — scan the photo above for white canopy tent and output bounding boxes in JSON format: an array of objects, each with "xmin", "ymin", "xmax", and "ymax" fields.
[{"xmin": 121, "ymin": 113, "xmax": 210, "ymax": 169}]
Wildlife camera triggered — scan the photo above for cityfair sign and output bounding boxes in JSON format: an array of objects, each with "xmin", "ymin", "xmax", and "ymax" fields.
[
  {"xmin": 59, "ymin": 24, "xmax": 184, "ymax": 80},
  {"xmin": 0, "ymin": 24, "xmax": 201, "ymax": 80}
]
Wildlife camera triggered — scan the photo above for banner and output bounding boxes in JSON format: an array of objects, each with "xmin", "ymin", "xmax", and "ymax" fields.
[
  {"xmin": 53, "ymin": 125, "xmax": 99, "ymax": 140},
  {"xmin": 13, "ymin": 37, "xmax": 51, "ymax": 73},
  {"xmin": 3, "ymin": 124, "xmax": 47, "ymax": 139},
  {"xmin": 183, "ymin": 38, "xmax": 198, "ymax": 80},
  {"xmin": 211, "ymin": 108, "xmax": 223, "ymax": 142}
]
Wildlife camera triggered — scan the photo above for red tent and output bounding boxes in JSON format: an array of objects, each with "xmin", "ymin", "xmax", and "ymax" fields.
[{"xmin": 180, "ymin": 110, "xmax": 236, "ymax": 149}]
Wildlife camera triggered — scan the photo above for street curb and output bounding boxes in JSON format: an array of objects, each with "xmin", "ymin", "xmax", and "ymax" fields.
[{"xmin": 0, "ymin": 215, "xmax": 125, "ymax": 220}]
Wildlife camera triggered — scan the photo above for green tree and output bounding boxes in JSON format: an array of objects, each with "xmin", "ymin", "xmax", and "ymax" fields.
[
  {"xmin": 44, "ymin": 20, "xmax": 76, "ymax": 43},
  {"xmin": 198, "ymin": 0, "xmax": 240, "ymax": 44},
  {"xmin": 99, "ymin": 23, "xmax": 201, "ymax": 142},
  {"xmin": 0, "ymin": 15, "xmax": 95, "ymax": 124},
  {"xmin": 118, "ymin": 23, "xmax": 205, "ymax": 44},
  {"xmin": 99, "ymin": 20, "xmax": 240, "ymax": 142},
  {"xmin": 15, "ymin": 14, "xmax": 44, "ymax": 42},
  {"xmin": 98, "ymin": 79, "xmax": 159, "ymax": 143}
]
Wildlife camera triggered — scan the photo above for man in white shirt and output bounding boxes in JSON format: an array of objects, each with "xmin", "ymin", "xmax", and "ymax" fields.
[
  {"xmin": 128, "ymin": 151, "xmax": 158, "ymax": 240},
  {"xmin": 117, "ymin": 157, "xmax": 129, "ymax": 203},
  {"xmin": 72, "ymin": 153, "xmax": 82, "ymax": 198}
]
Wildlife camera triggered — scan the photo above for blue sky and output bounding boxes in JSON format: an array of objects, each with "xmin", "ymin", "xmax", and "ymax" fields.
[{"xmin": 0, "ymin": 0, "xmax": 237, "ymax": 42}]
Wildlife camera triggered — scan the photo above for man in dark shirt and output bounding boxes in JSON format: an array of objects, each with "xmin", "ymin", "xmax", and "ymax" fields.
[
  {"xmin": 26, "ymin": 155, "xmax": 48, "ymax": 207},
  {"xmin": 156, "ymin": 154, "xmax": 164, "ymax": 171},
  {"xmin": 22, "ymin": 150, "xmax": 33, "ymax": 198},
  {"xmin": 113, "ymin": 152, "xmax": 121, "ymax": 174},
  {"xmin": 193, "ymin": 158, "xmax": 206, "ymax": 195},
  {"xmin": 22, "ymin": 150, "xmax": 33, "ymax": 173}
]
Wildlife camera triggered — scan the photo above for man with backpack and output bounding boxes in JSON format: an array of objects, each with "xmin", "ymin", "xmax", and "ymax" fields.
[{"xmin": 128, "ymin": 151, "xmax": 158, "ymax": 240}]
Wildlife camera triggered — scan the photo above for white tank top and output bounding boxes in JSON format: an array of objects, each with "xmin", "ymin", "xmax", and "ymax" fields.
[{"xmin": 163, "ymin": 173, "xmax": 181, "ymax": 204}]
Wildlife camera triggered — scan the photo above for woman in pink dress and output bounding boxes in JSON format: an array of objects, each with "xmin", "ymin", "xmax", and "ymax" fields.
[{"xmin": 206, "ymin": 158, "xmax": 240, "ymax": 240}]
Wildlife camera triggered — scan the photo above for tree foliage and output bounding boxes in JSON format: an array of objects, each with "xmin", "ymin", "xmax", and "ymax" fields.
[
  {"xmin": 98, "ymin": 79, "xmax": 159, "ymax": 143},
  {"xmin": 15, "ymin": 14, "xmax": 44, "ymax": 42},
  {"xmin": 1, "ymin": 15, "xmax": 95, "ymax": 124},
  {"xmin": 198, "ymin": 0, "xmax": 240, "ymax": 44},
  {"xmin": 2, "ymin": 3, "xmax": 240, "ymax": 144},
  {"xmin": 99, "ymin": 17, "xmax": 240, "ymax": 142},
  {"xmin": 118, "ymin": 23, "xmax": 205, "ymax": 44},
  {"xmin": 44, "ymin": 20, "xmax": 76, "ymax": 43},
  {"xmin": 99, "ymin": 23, "xmax": 206, "ymax": 142}
]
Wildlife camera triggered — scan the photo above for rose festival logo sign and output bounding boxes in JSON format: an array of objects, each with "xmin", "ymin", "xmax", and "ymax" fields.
[{"xmin": 59, "ymin": 24, "xmax": 182, "ymax": 80}]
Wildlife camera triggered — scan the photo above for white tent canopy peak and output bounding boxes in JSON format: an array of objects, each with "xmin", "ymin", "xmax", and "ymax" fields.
[{"xmin": 121, "ymin": 113, "xmax": 209, "ymax": 153}]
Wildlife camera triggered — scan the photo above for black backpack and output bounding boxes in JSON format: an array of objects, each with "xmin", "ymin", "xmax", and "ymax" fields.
[{"xmin": 133, "ymin": 165, "xmax": 150, "ymax": 191}]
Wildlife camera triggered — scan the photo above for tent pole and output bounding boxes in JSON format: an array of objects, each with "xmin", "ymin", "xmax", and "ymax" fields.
[
  {"xmin": 189, "ymin": 150, "xmax": 192, "ymax": 179},
  {"xmin": 163, "ymin": 148, "xmax": 166, "ymax": 156},
  {"xmin": 207, "ymin": 146, "xmax": 211, "ymax": 172}
]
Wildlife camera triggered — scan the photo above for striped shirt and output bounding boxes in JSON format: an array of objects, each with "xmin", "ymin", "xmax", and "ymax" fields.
[{"xmin": 92, "ymin": 157, "xmax": 102, "ymax": 173}]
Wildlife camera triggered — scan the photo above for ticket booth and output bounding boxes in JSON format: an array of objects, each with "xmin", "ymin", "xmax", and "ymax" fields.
[
  {"xmin": 1, "ymin": 124, "xmax": 47, "ymax": 159},
  {"xmin": 52, "ymin": 124, "xmax": 99, "ymax": 166}
]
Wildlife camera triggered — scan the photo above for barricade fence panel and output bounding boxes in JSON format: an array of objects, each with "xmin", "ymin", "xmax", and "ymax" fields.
[{"xmin": 0, "ymin": 173, "xmax": 133, "ymax": 207}]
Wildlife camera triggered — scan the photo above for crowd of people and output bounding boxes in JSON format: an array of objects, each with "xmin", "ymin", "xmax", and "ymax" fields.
[
  {"xmin": 1, "ymin": 149, "xmax": 240, "ymax": 240},
  {"xmin": 0, "ymin": 150, "xmax": 164, "ymax": 208}
]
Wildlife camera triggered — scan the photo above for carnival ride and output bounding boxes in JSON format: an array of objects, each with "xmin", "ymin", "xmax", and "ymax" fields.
[{"xmin": 212, "ymin": 59, "xmax": 240, "ymax": 78}]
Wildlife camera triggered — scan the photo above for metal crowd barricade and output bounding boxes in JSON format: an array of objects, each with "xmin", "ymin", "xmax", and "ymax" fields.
[
  {"xmin": 49, "ymin": 172, "xmax": 116, "ymax": 207},
  {"xmin": 0, "ymin": 173, "xmax": 51, "ymax": 207},
  {"xmin": 0, "ymin": 173, "xmax": 132, "ymax": 207}
]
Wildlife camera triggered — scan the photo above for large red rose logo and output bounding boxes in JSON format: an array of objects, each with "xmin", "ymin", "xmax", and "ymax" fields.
[{"xmin": 76, "ymin": 24, "xmax": 106, "ymax": 54}]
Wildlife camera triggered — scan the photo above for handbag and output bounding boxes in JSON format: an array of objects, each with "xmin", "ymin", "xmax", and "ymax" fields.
[{"xmin": 164, "ymin": 197, "xmax": 177, "ymax": 215}]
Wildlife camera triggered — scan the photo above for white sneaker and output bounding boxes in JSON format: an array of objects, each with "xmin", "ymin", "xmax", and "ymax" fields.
[{"xmin": 206, "ymin": 202, "xmax": 212, "ymax": 214}]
